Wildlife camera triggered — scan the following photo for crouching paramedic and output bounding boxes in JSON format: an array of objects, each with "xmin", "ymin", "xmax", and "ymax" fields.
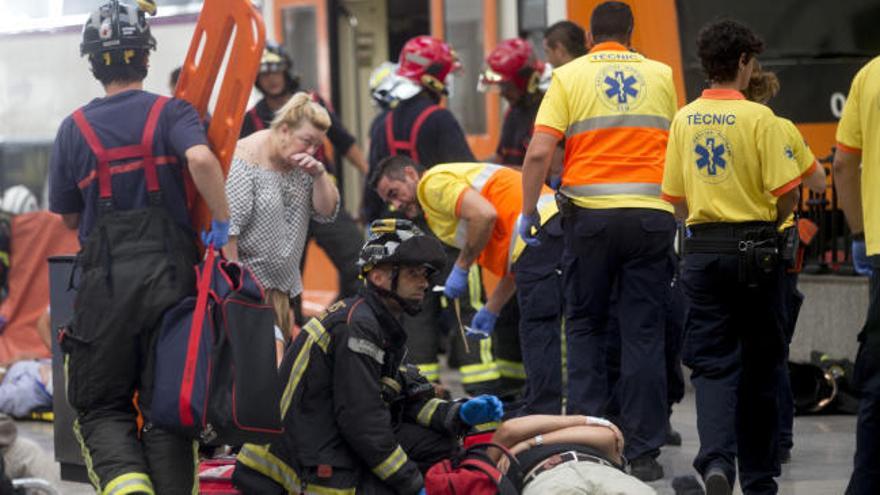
[
  {"xmin": 371, "ymin": 158, "xmax": 564, "ymax": 415},
  {"xmin": 234, "ymin": 219, "xmax": 504, "ymax": 494},
  {"xmin": 48, "ymin": 1, "xmax": 230, "ymax": 493}
]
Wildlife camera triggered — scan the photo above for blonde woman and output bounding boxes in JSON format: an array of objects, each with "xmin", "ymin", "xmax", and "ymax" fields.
[{"xmin": 224, "ymin": 92, "xmax": 339, "ymax": 338}]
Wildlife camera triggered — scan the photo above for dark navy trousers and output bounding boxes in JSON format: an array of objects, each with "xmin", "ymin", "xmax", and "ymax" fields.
[
  {"xmin": 512, "ymin": 214, "xmax": 565, "ymax": 415},
  {"xmin": 846, "ymin": 255, "xmax": 880, "ymax": 494},
  {"xmin": 778, "ymin": 270, "xmax": 803, "ymax": 453},
  {"xmin": 562, "ymin": 207, "xmax": 674, "ymax": 460},
  {"xmin": 681, "ymin": 252, "xmax": 786, "ymax": 495}
]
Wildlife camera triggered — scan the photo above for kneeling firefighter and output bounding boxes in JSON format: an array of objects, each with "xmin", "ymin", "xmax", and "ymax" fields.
[{"xmin": 235, "ymin": 219, "xmax": 504, "ymax": 494}]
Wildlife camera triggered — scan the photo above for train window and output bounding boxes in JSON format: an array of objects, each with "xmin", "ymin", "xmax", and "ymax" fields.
[
  {"xmin": 676, "ymin": 0, "xmax": 880, "ymax": 123},
  {"xmin": 444, "ymin": 0, "xmax": 486, "ymax": 134},
  {"xmin": 281, "ymin": 6, "xmax": 319, "ymax": 92}
]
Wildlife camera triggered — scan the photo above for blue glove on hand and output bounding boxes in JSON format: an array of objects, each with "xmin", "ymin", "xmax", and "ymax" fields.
[
  {"xmin": 459, "ymin": 394, "xmax": 504, "ymax": 425},
  {"xmin": 201, "ymin": 219, "xmax": 230, "ymax": 250},
  {"xmin": 853, "ymin": 239, "xmax": 873, "ymax": 276},
  {"xmin": 443, "ymin": 265, "xmax": 469, "ymax": 299},
  {"xmin": 467, "ymin": 308, "xmax": 497, "ymax": 339},
  {"xmin": 518, "ymin": 212, "xmax": 542, "ymax": 247},
  {"xmin": 418, "ymin": 489, "xmax": 427, "ymax": 495}
]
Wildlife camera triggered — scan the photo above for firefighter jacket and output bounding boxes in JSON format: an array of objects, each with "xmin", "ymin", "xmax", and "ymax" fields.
[{"xmin": 237, "ymin": 288, "xmax": 467, "ymax": 494}]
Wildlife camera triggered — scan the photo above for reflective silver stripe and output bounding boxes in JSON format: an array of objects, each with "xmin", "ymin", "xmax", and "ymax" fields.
[
  {"xmin": 471, "ymin": 164, "xmax": 503, "ymax": 192},
  {"xmin": 237, "ymin": 445, "xmax": 298, "ymax": 492},
  {"xmin": 561, "ymin": 183, "xmax": 661, "ymax": 197},
  {"xmin": 566, "ymin": 114, "xmax": 670, "ymax": 137},
  {"xmin": 454, "ymin": 219, "xmax": 468, "ymax": 248}
]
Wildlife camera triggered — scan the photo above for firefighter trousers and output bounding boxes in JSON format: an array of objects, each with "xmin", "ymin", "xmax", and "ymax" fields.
[{"xmin": 63, "ymin": 207, "xmax": 198, "ymax": 495}]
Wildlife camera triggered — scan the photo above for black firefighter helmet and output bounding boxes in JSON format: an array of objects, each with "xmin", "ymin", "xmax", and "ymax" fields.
[
  {"xmin": 358, "ymin": 219, "xmax": 446, "ymax": 276},
  {"xmin": 81, "ymin": 0, "xmax": 156, "ymax": 65}
]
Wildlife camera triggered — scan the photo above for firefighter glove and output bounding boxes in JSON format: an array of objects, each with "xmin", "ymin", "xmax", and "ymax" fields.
[
  {"xmin": 201, "ymin": 219, "xmax": 230, "ymax": 250},
  {"xmin": 459, "ymin": 395, "xmax": 504, "ymax": 425},
  {"xmin": 468, "ymin": 308, "xmax": 497, "ymax": 339},
  {"xmin": 443, "ymin": 265, "xmax": 469, "ymax": 299},
  {"xmin": 518, "ymin": 212, "xmax": 542, "ymax": 247},
  {"xmin": 852, "ymin": 238, "xmax": 873, "ymax": 276}
]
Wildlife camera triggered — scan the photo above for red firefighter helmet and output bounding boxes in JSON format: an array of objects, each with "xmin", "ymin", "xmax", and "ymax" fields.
[
  {"xmin": 396, "ymin": 36, "xmax": 461, "ymax": 95},
  {"xmin": 480, "ymin": 38, "xmax": 546, "ymax": 93}
]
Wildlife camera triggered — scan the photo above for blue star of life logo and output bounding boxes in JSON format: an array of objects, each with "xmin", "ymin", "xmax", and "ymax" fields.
[
  {"xmin": 784, "ymin": 145, "xmax": 795, "ymax": 160},
  {"xmin": 595, "ymin": 65, "xmax": 645, "ymax": 111},
  {"xmin": 693, "ymin": 130, "xmax": 732, "ymax": 184},
  {"xmin": 605, "ymin": 71, "xmax": 639, "ymax": 104}
]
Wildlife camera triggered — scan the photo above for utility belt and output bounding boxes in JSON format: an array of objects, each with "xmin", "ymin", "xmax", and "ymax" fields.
[
  {"xmin": 554, "ymin": 192, "xmax": 576, "ymax": 218},
  {"xmin": 523, "ymin": 450, "xmax": 615, "ymax": 486},
  {"xmin": 685, "ymin": 222, "xmax": 781, "ymax": 287}
]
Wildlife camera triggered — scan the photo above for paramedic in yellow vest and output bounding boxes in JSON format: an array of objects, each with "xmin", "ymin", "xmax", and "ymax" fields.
[
  {"xmin": 661, "ymin": 19, "xmax": 802, "ymax": 494},
  {"xmin": 744, "ymin": 67, "xmax": 826, "ymax": 466},
  {"xmin": 371, "ymin": 157, "xmax": 565, "ymax": 414},
  {"xmin": 834, "ymin": 53, "xmax": 880, "ymax": 495},
  {"xmin": 520, "ymin": 1, "xmax": 676, "ymax": 481}
]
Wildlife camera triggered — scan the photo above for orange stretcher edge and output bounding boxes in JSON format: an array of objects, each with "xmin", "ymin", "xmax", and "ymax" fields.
[{"xmin": 174, "ymin": 0, "xmax": 266, "ymax": 239}]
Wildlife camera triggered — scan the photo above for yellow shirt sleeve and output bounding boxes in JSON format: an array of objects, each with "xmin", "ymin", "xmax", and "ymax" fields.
[
  {"xmin": 661, "ymin": 119, "xmax": 685, "ymax": 201},
  {"xmin": 836, "ymin": 68, "xmax": 864, "ymax": 151},
  {"xmin": 661, "ymin": 67, "xmax": 678, "ymax": 120},
  {"xmin": 534, "ymin": 72, "xmax": 570, "ymax": 135},
  {"xmin": 757, "ymin": 114, "xmax": 802, "ymax": 196},
  {"xmin": 780, "ymin": 119, "xmax": 817, "ymax": 176},
  {"xmin": 418, "ymin": 171, "xmax": 469, "ymax": 228}
]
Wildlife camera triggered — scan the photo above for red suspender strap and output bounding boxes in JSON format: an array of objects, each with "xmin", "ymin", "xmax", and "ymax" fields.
[
  {"xmin": 180, "ymin": 247, "xmax": 215, "ymax": 427},
  {"xmin": 407, "ymin": 105, "xmax": 441, "ymax": 165},
  {"xmin": 384, "ymin": 110, "xmax": 405, "ymax": 157},
  {"xmin": 71, "ymin": 109, "xmax": 113, "ymax": 199},
  {"xmin": 140, "ymin": 96, "xmax": 170, "ymax": 193},
  {"xmin": 249, "ymin": 108, "xmax": 266, "ymax": 131}
]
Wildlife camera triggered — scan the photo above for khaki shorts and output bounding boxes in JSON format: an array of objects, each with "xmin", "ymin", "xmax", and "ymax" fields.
[{"xmin": 522, "ymin": 461, "xmax": 656, "ymax": 495}]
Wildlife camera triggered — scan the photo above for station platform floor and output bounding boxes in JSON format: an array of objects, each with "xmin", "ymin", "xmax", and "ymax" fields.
[{"xmin": 16, "ymin": 388, "xmax": 857, "ymax": 495}]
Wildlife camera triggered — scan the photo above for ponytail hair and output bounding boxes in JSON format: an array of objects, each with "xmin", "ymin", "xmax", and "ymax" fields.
[
  {"xmin": 271, "ymin": 92, "xmax": 331, "ymax": 132},
  {"xmin": 743, "ymin": 65, "xmax": 780, "ymax": 105}
]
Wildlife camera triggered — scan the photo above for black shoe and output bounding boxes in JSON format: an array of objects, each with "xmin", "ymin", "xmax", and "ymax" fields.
[
  {"xmin": 630, "ymin": 456, "xmax": 664, "ymax": 482},
  {"xmin": 704, "ymin": 467, "xmax": 731, "ymax": 495},
  {"xmin": 779, "ymin": 447, "xmax": 792, "ymax": 464},
  {"xmin": 666, "ymin": 427, "xmax": 683, "ymax": 446},
  {"xmin": 672, "ymin": 475, "xmax": 706, "ymax": 495}
]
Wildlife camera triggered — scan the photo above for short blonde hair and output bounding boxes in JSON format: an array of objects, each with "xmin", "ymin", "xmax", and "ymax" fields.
[
  {"xmin": 743, "ymin": 67, "xmax": 780, "ymax": 104},
  {"xmin": 271, "ymin": 92, "xmax": 331, "ymax": 132}
]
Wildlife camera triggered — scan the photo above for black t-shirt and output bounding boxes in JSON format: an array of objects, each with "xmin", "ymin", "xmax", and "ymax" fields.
[
  {"xmin": 239, "ymin": 94, "xmax": 356, "ymax": 177},
  {"xmin": 496, "ymin": 95, "xmax": 542, "ymax": 166},
  {"xmin": 364, "ymin": 93, "xmax": 475, "ymax": 223}
]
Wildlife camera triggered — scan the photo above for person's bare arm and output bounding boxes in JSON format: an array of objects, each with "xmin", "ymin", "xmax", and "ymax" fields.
[
  {"xmin": 672, "ymin": 201, "xmax": 688, "ymax": 222},
  {"xmin": 775, "ymin": 187, "xmax": 800, "ymax": 228},
  {"xmin": 345, "ymin": 144, "xmax": 369, "ymax": 175},
  {"xmin": 485, "ymin": 274, "xmax": 516, "ymax": 315},
  {"xmin": 833, "ymin": 149, "xmax": 863, "ymax": 233},
  {"xmin": 522, "ymin": 132, "xmax": 560, "ymax": 215},
  {"xmin": 186, "ymin": 144, "xmax": 229, "ymax": 222},
  {"xmin": 455, "ymin": 190, "xmax": 497, "ymax": 269},
  {"xmin": 803, "ymin": 162, "xmax": 827, "ymax": 194}
]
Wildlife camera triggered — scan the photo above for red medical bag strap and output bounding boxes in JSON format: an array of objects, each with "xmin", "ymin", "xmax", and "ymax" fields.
[
  {"xmin": 248, "ymin": 108, "xmax": 266, "ymax": 131},
  {"xmin": 180, "ymin": 246, "xmax": 216, "ymax": 427},
  {"xmin": 140, "ymin": 96, "xmax": 170, "ymax": 193},
  {"xmin": 407, "ymin": 105, "xmax": 441, "ymax": 165},
  {"xmin": 71, "ymin": 109, "xmax": 113, "ymax": 199}
]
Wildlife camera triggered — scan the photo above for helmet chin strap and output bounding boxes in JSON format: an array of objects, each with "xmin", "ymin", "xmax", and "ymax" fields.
[{"xmin": 368, "ymin": 265, "xmax": 423, "ymax": 316}]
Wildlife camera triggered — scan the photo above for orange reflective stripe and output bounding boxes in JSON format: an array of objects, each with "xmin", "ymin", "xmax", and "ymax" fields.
[{"xmin": 562, "ymin": 126, "xmax": 668, "ymax": 187}]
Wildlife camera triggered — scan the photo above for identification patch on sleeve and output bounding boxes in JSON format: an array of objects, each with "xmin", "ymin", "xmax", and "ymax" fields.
[{"xmin": 347, "ymin": 337, "xmax": 385, "ymax": 364}]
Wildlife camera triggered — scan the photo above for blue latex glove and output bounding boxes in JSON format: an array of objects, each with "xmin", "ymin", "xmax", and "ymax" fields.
[
  {"xmin": 468, "ymin": 308, "xmax": 497, "ymax": 339},
  {"xmin": 201, "ymin": 219, "xmax": 230, "ymax": 250},
  {"xmin": 518, "ymin": 212, "xmax": 542, "ymax": 247},
  {"xmin": 418, "ymin": 489, "xmax": 426, "ymax": 495},
  {"xmin": 443, "ymin": 265, "xmax": 469, "ymax": 299},
  {"xmin": 548, "ymin": 175, "xmax": 562, "ymax": 191},
  {"xmin": 459, "ymin": 395, "xmax": 504, "ymax": 425},
  {"xmin": 853, "ymin": 239, "xmax": 873, "ymax": 276}
]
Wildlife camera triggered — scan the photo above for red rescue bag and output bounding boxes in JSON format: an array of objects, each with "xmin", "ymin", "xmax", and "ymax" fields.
[{"xmin": 424, "ymin": 443, "xmax": 522, "ymax": 495}]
